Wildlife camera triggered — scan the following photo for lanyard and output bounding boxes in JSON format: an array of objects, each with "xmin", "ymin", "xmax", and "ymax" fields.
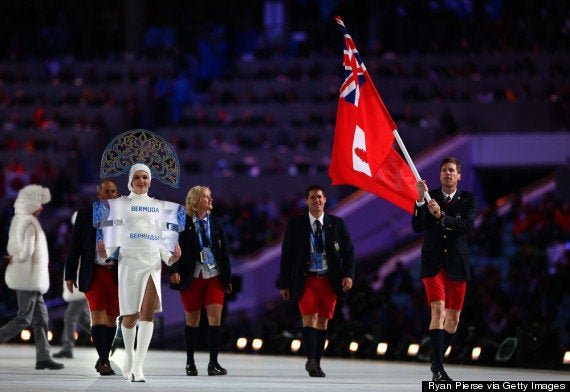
[
  {"xmin": 310, "ymin": 226, "xmax": 324, "ymax": 252},
  {"xmin": 196, "ymin": 215, "xmax": 211, "ymax": 249}
]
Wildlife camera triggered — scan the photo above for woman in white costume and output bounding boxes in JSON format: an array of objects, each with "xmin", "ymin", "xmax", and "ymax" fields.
[{"xmin": 97, "ymin": 163, "xmax": 181, "ymax": 382}]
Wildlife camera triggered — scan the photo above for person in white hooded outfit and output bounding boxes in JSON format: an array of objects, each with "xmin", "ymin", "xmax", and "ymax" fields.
[
  {"xmin": 97, "ymin": 163, "xmax": 181, "ymax": 382},
  {"xmin": 0, "ymin": 184, "xmax": 64, "ymax": 370}
]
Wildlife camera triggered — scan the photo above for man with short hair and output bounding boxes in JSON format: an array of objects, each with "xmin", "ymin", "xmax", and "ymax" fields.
[
  {"xmin": 63, "ymin": 178, "xmax": 119, "ymax": 375},
  {"xmin": 412, "ymin": 157, "xmax": 477, "ymax": 381},
  {"xmin": 280, "ymin": 184, "xmax": 355, "ymax": 377}
]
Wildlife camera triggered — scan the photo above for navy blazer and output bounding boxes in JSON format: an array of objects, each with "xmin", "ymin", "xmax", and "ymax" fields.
[
  {"xmin": 168, "ymin": 214, "xmax": 232, "ymax": 291},
  {"xmin": 64, "ymin": 205, "xmax": 100, "ymax": 293},
  {"xmin": 279, "ymin": 212, "xmax": 355, "ymax": 302},
  {"xmin": 411, "ymin": 188, "xmax": 477, "ymax": 281}
]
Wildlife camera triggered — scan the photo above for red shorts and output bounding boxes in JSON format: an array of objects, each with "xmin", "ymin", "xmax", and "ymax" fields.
[
  {"xmin": 85, "ymin": 265, "xmax": 120, "ymax": 318},
  {"xmin": 422, "ymin": 269, "xmax": 466, "ymax": 310},
  {"xmin": 180, "ymin": 275, "xmax": 225, "ymax": 312},
  {"xmin": 298, "ymin": 276, "xmax": 337, "ymax": 319}
]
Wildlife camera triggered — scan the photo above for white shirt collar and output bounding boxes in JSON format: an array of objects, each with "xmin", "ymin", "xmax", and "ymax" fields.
[
  {"xmin": 442, "ymin": 189, "xmax": 457, "ymax": 200},
  {"xmin": 309, "ymin": 213, "xmax": 324, "ymax": 228}
]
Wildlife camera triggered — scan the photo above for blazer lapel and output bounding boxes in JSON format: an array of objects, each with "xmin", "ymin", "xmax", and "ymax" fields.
[
  {"xmin": 437, "ymin": 190, "xmax": 447, "ymax": 206},
  {"xmin": 303, "ymin": 214, "xmax": 313, "ymax": 251},
  {"xmin": 322, "ymin": 214, "xmax": 331, "ymax": 248},
  {"xmin": 443, "ymin": 188, "xmax": 463, "ymax": 211}
]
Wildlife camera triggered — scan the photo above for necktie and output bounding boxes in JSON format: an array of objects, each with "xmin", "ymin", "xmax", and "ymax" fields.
[
  {"xmin": 314, "ymin": 220, "xmax": 323, "ymax": 252},
  {"xmin": 443, "ymin": 196, "xmax": 451, "ymax": 212},
  {"xmin": 199, "ymin": 219, "xmax": 210, "ymax": 247}
]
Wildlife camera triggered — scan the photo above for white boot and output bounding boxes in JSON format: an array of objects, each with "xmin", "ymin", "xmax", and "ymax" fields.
[
  {"xmin": 131, "ymin": 321, "xmax": 153, "ymax": 382},
  {"xmin": 121, "ymin": 325, "xmax": 136, "ymax": 380}
]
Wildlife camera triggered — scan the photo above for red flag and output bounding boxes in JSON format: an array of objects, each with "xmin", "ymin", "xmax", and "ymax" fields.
[{"xmin": 329, "ymin": 17, "xmax": 417, "ymax": 214}]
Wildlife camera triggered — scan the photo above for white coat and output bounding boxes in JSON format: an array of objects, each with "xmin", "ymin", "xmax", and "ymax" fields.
[
  {"xmin": 5, "ymin": 213, "xmax": 50, "ymax": 294},
  {"xmin": 109, "ymin": 192, "xmax": 173, "ymax": 315}
]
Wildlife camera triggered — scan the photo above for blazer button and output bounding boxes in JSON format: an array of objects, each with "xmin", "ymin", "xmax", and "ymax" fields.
[
  {"xmin": 443, "ymin": 235, "xmax": 447, "ymax": 239},
  {"xmin": 443, "ymin": 249, "xmax": 448, "ymax": 253}
]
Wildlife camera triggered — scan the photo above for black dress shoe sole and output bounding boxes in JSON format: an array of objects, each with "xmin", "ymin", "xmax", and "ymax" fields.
[
  {"xmin": 98, "ymin": 366, "xmax": 116, "ymax": 376},
  {"xmin": 35, "ymin": 363, "xmax": 65, "ymax": 370},
  {"xmin": 186, "ymin": 365, "xmax": 198, "ymax": 376},
  {"xmin": 305, "ymin": 359, "xmax": 319, "ymax": 377},
  {"xmin": 208, "ymin": 370, "xmax": 227, "ymax": 376},
  {"xmin": 432, "ymin": 371, "xmax": 453, "ymax": 382},
  {"xmin": 207, "ymin": 364, "xmax": 227, "ymax": 376}
]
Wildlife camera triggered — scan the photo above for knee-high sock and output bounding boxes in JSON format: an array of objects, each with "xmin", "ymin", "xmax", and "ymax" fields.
[
  {"xmin": 91, "ymin": 325, "xmax": 107, "ymax": 360},
  {"xmin": 302, "ymin": 326, "xmax": 317, "ymax": 360},
  {"xmin": 132, "ymin": 321, "xmax": 153, "ymax": 382},
  {"xmin": 315, "ymin": 329, "xmax": 327, "ymax": 364},
  {"xmin": 429, "ymin": 329, "xmax": 445, "ymax": 372},
  {"xmin": 104, "ymin": 325, "xmax": 116, "ymax": 358},
  {"xmin": 443, "ymin": 330, "xmax": 455, "ymax": 358},
  {"xmin": 185, "ymin": 325, "xmax": 198, "ymax": 365},
  {"xmin": 121, "ymin": 325, "xmax": 136, "ymax": 380},
  {"xmin": 207, "ymin": 325, "xmax": 221, "ymax": 364}
]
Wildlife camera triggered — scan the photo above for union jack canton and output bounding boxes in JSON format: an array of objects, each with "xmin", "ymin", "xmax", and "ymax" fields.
[{"xmin": 336, "ymin": 17, "xmax": 367, "ymax": 107}]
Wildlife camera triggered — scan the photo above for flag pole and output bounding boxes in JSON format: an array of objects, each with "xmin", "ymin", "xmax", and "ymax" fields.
[{"xmin": 393, "ymin": 130, "xmax": 431, "ymax": 202}]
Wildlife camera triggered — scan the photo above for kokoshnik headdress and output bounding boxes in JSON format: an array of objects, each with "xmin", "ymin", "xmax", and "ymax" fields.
[
  {"xmin": 100, "ymin": 129, "xmax": 180, "ymax": 188},
  {"xmin": 95, "ymin": 129, "xmax": 185, "ymax": 252}
]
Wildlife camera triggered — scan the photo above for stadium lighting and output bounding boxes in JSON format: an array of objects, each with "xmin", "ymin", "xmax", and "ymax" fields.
[
  {"xmin": 290, "ymin": 339, "xmax": 301, "ymax": 353},
  {"xmin": 349, "ymin": 341, "xmax": 359, "ymax": 352},
  {"xmin": 20, "ymin": 330, "xmax": 31, "ymax": 342},
  {"xmin": 376, "ymin": 342, "xmax": 388, "ymax": 355},
  {"xmin": 407, "ymin": 343, "xmax": 420, "ymax": 356},
  {"xmin": 563, "ymin": 351, "xmax": 570, "ymax": 365},
  {"xmin": 252, "ymin": 338, "xmax": 263, "ymax": 351},
  {"xmin": 471, "ymin": 346, "xmax": 482, "ymax": 361},
  {"xmin": 236, "ymin": 337, "xmax": 248, "ymax": 350}
]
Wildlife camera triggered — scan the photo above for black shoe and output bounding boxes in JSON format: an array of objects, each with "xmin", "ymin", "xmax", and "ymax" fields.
[
  {"xmin": 305, "ymin": 358, "xmax": 319, "ymax": 377},
  {"xmin": 96, "ymin": 359, "xmax": 116, "ymax": 376},
  {"xmin": 53, "ymin": 350, "xmax": 73, "ymax": 359},
  {"xmin": 432, "ymin": 370, "xmax": 452, "ymax": 382},
  {"xmin": 317, "ymin": 365, "xmax": 326, "ymax": 378},
  {"xmin": 207, "ymin": 362, "xmax": 227, "ymax": 376},
  {"xmin": 186, "ymin": 363, "xmax": 198, "ymax": 376},
  {"xmin": 36, "ymin": 359, "xmax": 65, "ymax": 370}
]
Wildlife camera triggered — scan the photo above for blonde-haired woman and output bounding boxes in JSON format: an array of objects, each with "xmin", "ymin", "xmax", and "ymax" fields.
[{"xmin": 169, "ymin": 185, "xmax": 232, "ymax": 376}]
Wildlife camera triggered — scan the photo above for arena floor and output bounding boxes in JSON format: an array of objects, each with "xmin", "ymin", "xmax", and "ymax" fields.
[{"xmin": 0, "ymin": 344, "xmax": 567, "ymax": 391}]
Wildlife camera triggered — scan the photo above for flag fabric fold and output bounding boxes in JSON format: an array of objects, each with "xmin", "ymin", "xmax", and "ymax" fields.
[{"xmin": 329, "ymin": 16, "xmax": 418, "ymax": 214}]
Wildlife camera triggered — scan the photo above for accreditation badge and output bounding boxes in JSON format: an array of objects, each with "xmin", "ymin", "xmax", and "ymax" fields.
[
  {"xmin": 201, "ymin": 247, "xmax": 217, "ymax": 271},
  {"xmin": 310, "ymin": 252, "xmax": 324, "ymax": 270}
]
